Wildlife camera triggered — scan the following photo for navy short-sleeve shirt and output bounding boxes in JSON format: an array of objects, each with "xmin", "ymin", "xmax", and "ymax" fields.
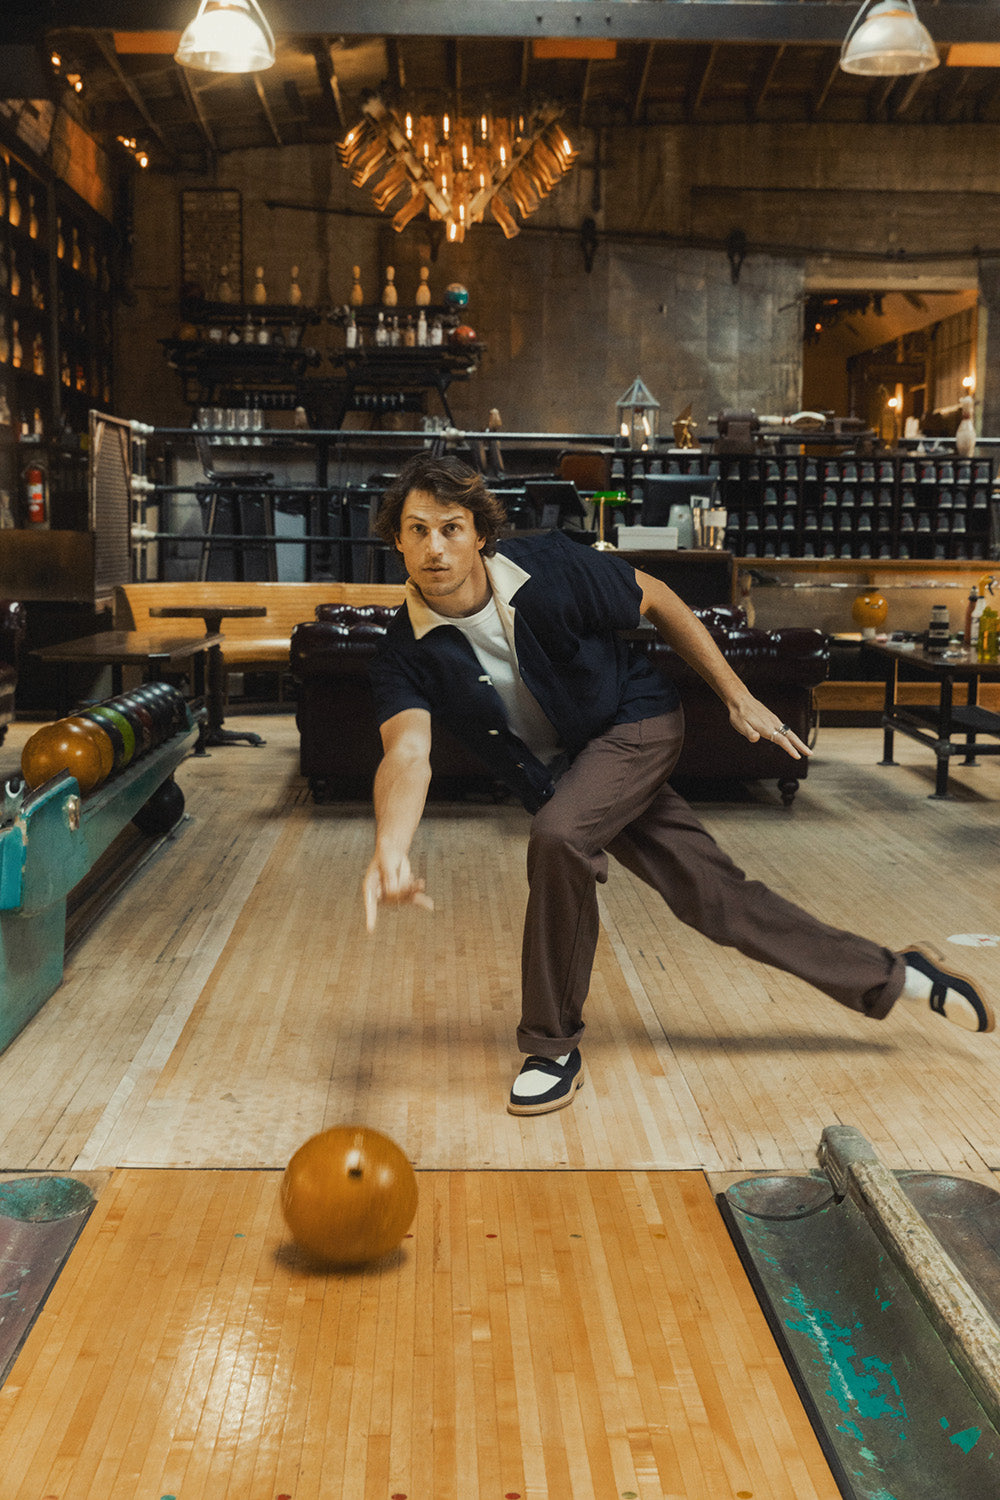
[{"xmin": 369, "ymin": 530, "xmax": 679, "ymax": 811}]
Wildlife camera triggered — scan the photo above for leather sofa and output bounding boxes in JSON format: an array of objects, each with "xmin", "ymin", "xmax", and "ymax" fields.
[
  {"xmin": 290, "ymin": 603, "xmax": 829, "ymax": 807},
  {"xmin": 0, "ymin": 600, "xmax": 25, "ymax": 745}
]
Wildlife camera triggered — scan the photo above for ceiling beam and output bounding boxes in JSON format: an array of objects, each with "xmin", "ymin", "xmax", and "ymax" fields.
[
  {"xmin": 49, "ymin": 1, "xmax": 1000, "ymax": 49},
  {"xmin": 631, "ymin": 41, "xmax": 656, "ymax": 124},
  {"xmin": 92, "ymin": 30, "xmax": 174, "ymax": 156},
  {"xmin": 175, "ymin": 64, "xmax": 217, "ymax": 153},
  {"xmin": 249, "ymin": 72, "xmax": 283, "ymax": 144},
  {"xmin": 747, "ymin": 43, "xmax": 786, "ymax": 122}
]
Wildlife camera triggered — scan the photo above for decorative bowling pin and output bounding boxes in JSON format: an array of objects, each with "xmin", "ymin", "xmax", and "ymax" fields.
[
  {"xmin": 252, "ymin": 264, "xmax": 267, "ymax": 304},
  {"xmin": 415, "ymin": 266, "xmax": 431, "ymax": 306},
  {"xmin": 349, "ymin": 265, "xmax": 364, "ymax": 306},
  {"xmin": 288, "ymin": 265, "xmax": 302, "ymax": 305},
  {"xmin": 217, "ymin": 265, "xmax": 233, "ymax": 302},
  {"xmin": 955, "ymin": 395, "xmax": 976, "ymax": 459},
  {"xmin": 7, "ymin": 178, "xmax": 20, "ymax": 228},
  {"xmin": 382, "ymin": 266, "xmax": 397, "ymax": 307}
]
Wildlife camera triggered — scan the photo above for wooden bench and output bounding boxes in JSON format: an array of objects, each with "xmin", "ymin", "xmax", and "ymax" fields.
[{"xmin": 113, "ymin": 581, "xmax": 406, "ymax": 697}]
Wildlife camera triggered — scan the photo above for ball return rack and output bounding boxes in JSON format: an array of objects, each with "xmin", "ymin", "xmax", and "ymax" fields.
[{"xmin": 0, "ymin": 709, "xmax": 200, "ymax": 1054}]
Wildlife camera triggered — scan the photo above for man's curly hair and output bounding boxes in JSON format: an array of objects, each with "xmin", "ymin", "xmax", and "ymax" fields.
[{"xmin": 374, "ymin": 454, "xmax": 508, "ymax": 557}]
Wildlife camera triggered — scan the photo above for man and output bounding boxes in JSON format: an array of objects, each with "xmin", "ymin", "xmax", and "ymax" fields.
[{"xmin": 362, "ymin": 454, "xmax": 993, "ymax": 1116}]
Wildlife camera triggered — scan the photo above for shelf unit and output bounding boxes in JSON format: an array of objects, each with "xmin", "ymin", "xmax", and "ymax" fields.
[
  {"xmin": 159, "ymin": 300, "xmax": 480, "ymax": 425},
  {"xmin": 0, "ymin": 135, "xmax": 115, "ymax": 529},
  {"xmin": 650, "ymin": 450, "xmax": 997, "ymax": 563}
]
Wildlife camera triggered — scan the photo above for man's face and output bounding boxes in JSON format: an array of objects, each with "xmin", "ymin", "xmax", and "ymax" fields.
[{"xmin": 395, "ymin": 489, "xmax": 487, "ymax": 615}]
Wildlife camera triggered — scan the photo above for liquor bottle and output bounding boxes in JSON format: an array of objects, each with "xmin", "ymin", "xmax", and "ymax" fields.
[
  {"xmin": 403, "ymin": 315, "xmax": 416, "ymax": 348},
  {"xmin": 374, "ymin": 312, "xmax": 388, "ymax": 347},
  {"xmin": 345, "ymin": 308, "xmax": 358, "ymax": 349},
  {"xmin": 430, "ymin": 316, "xmax": 443, "ymax": 346},
  {"xmin": 416, "ymin": 309, "xmax": 428, "ymax": 347}
]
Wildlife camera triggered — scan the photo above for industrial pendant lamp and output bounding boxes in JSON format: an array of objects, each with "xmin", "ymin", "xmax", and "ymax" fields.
[
  {"xmin": 839, "ymin": 0, "xmax": 939, "ymax": 75},
  {"xmin": 174, "ymin": 0, "xmax": 276, "ymax": 73}
]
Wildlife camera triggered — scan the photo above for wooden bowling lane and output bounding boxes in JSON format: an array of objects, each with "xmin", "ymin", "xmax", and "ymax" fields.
[{"xmin": 0, "ymin": 1167, "xmax": 840, "ymax": 1500}]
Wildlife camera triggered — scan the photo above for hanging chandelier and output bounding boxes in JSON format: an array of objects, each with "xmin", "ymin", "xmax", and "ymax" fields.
[{"xmin": 337, "ymin": 95, "xmax": 578, "ymax": 243}]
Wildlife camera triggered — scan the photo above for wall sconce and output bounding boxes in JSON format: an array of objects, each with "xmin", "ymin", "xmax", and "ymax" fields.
[
  {"xmin": 616, "ymin": 378, "xmax": 660, "ymax": 451},
  {"xmin": 840, "ymin": 0, "xmax": 939, "ymax": 76},
  {"xmin": 175, "ymin": 0, "xmax": 275, "ymax": 73}
]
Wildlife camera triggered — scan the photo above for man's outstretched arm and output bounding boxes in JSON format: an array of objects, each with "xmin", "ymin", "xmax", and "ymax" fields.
[
  {"xmin": 363, "ymin": 707, "xmax": 436, "ymax": 931},
  {"xmin": 635, "ymin": 568, "xmax": 811, "ymax": 760}
]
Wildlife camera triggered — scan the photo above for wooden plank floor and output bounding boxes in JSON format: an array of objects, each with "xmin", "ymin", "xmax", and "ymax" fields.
[
  {"xmin": 0, "ymin": 716, "xmax": 996, "ymax": 1178},
  {"xmin": 0, "ymin": 1167, "xmax": 841, "ymax": 1500},
  {"xmin": 0, "ymin": 714, "xmax": 998, "ymax": 1496}
]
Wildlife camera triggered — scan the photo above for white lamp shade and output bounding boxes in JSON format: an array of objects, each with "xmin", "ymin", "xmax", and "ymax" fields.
[
  {"xmin": 175, "ymin": 0, "xmax": 275, "ymax": 73},
  {"xmin": 840, "ymin": 0, "xmax": 939, "ymax": 76}
]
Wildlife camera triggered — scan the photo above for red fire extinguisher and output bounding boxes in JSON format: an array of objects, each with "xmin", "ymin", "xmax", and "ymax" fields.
[{"xmin": 24, "ymin": 461, "xmax": 48, "ymax": 528}]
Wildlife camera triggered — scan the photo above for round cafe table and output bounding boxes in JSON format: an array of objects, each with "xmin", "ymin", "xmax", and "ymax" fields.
[{"xmin": 149, "ymin": 605, "xmax": 266, "ymax": 748}]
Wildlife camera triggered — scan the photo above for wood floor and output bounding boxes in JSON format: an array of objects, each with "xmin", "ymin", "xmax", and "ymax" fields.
[{"xmin": 0, "ymin": 714, "xmax": 997, "ymax": 1496}]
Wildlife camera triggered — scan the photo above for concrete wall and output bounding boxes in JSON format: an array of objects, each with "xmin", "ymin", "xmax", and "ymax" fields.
[{"xmin": 118, "ymin": 121, "xmax": 1000, "ymax": 436}]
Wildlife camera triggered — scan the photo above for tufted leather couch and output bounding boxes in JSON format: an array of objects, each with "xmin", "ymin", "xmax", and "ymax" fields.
[
  {"xmin": 290, "ymin": 603, "xmax": 829, "ymax": 807},
  {"xmin": 0, "ymin": 601, "xmax": 25, "ymax": 745}
]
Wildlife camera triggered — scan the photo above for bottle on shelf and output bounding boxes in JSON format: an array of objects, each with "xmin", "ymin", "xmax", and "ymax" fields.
[
  {"xmin": 345, "ymin": 307, "xmax": 358, "ymax": 349},
  {"xmin": 416, "ymin": 308, "xmax": 428, "ymax": 347},
  {"xmin": 403, "ymin": 315, "xmax": 416, "ymax": 348},
  {"xmin": 978, "ymin": 602, "xmax": 999, "ymax": 662},
  {"xmin": 430, "ymin": 315, "xmax": 443, "ymax": 347},
  {"xmin": 374, "ymin": 311, "xmax": 388, "ymax": 347},
  {"xmin": 0, "ymin": 490, "xmax": 13, "ymax": 529},
  {"xmin": 382, "ymin": 267, "xmax": 397, "ymax": 307}
]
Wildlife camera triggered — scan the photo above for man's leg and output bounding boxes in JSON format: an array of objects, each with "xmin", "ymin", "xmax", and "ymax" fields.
[
  {"xmin": 517, "ymin": 713, "xmax": 686, "ymax": 1057},
  {"xmin": 606, "ymin": 782, "xmax": 904, "ymax": 1019}
]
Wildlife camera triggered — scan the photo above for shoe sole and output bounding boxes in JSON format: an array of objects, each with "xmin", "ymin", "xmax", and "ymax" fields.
[
  {"xmin": 507, "ymin": 1064, "xmax": 586, "ymax": 1116},
  {"xmin": 906, "ymin": 943, "xmax": 996, "ymax": 1034}
]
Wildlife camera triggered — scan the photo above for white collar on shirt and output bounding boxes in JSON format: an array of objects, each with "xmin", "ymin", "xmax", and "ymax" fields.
[{"xmin": 405, "ymin": 549, "xmax": 532, "ymax": 643}]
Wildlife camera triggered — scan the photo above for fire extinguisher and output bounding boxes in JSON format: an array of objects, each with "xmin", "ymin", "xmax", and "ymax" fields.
[{"xmin": 24, "ymin": 461, "xmax": 48, "ymax": 528}]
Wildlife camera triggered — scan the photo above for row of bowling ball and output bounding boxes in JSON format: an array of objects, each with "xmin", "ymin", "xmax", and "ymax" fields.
[{"xmin": 21, "ymin": 683, "xmax": 189, "ymax": 795}]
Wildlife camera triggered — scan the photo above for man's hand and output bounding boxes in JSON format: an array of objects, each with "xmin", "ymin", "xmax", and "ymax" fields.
[
  {"xmin": 726, "ymin": 690, "xmax": 812, "ymax": 760},
  {"xmin": 363, "ymin": 849, "xmax": 435, "ymax": 933}
]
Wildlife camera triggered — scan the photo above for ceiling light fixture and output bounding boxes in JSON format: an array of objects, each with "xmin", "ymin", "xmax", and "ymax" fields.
[
  {"xmin": 337, "ymin": 95, "xmax": 577, "ymax": 243},
  {"xmin": 840, "ymin": 0, "xmax": 939, "ymax": 76},
  {"xmin": 174, "ymin": 0, "xmax": 275, "ymax": 74}
]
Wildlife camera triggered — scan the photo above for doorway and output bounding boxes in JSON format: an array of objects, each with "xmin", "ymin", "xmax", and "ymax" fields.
[{"xmin": 801, "ymin": 288, "xmax": 978, "ymax": 441}]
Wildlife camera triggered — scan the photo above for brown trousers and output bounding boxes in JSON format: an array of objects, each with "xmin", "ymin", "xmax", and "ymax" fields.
[{"xmin": 518, "ymin": 710, "xmax": 906, "ymax": 1056}]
